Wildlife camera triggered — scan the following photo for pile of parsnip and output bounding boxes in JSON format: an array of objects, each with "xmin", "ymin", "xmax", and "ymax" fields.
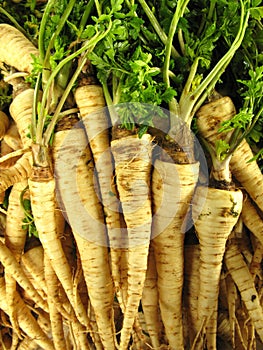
[{"xmin": 0, "ymin": 0, "xmax": 263, "ymax": 349}]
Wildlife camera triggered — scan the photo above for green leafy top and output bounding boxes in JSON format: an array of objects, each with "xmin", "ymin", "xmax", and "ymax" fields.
[
  {"xmin": 88, "ymin": 0, "xmax": 177, "ymax": 130},
  {"xmin": 88, "ymin": 0, "xmax": 260, "ymax": 138},
  {"xmin": 27, "ymin": 0, "xmax": 114, "ymax": 148}
]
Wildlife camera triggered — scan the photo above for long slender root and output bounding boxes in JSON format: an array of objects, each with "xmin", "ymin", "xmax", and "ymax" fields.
[{"xmin": 224, "ymin": 242, "xmax": 263, "ymax": 342}]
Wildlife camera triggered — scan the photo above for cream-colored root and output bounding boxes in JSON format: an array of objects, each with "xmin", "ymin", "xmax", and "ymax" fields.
[
  {"xmin": 20, "ymin": 245, "xmax": 47, "ymax": 298},
  {"xmin": 196, "ymin": 96, "xmax": 263, "ymax": 212},
  {"xmin": 111, "ymin": 133, "xmax": 153, "ymax": 350},
  {"xmin": 28, "ymin": 171, "xmax": 89, "ymax": 329},
  {"xmin": 75, "ymin": 86, "xmax": 146, "ymax": 345},
  {"xmin": 0, "ymin": 277, "xmax": 55, "ymax": 350},
  {"xmin": 44, "ymin": 254, "xmax": 68, "ymax": 350},
  {"xmin": 16, "ymin": 336, "xmax": 39, "ymax": 350},
  {"xmin": 53, "ymin": 127, "xmax": 116, "ymax": 349},
  {"xmin": 249, "ymin": 241, "xmax": 263, "ymax": 282},
  {"xmin": 9, "ymin": 88, "xmax": 35, "ymax": 148},
  {"xmin": 84, "ymin": 298, "xmax": 104, "ymax": 349},
  {"xmin": 217, "ymin": 312, "xmax": 233, "ymax": 347},
  {"xmin": 141, "ymin": 243, "xmax": 164, "ymax": 349},
  {"xmin": 75, "ymin": 85, "xmax": 126, "ymax": 311},
  {"xmin": 224, "ymin": 242, "xmax": 263, "ymax": 343},
  {"xmin": 3, "ymin": 122, "xmax": 23, "ymax": 151},
  {"xmin": 70, "ymin": 319, "xmax": 92, "ymax": 350},
  {"xmin": 152, "ymin": 159, "xmax": 199, "ymax": 350},
  {"xmin": 241, "ymin": 194, "xmax": 263, "ymax": 245},
  {"xmin": 231, "ymin": 139, "xmax": 263, "ymax": 212},
  {"xmin": 0, "ymin": 139, "xmax": 14, "ymax": 160},
  {"xmin": 196, "ymin": 96, "xmax": 236, "ymax": 145},
  {"xmin": 192, "ymin": 187, "xmax": 243, "ymax": 349},
  {"xmin": 184, "ymin": 244, "xmax": 200, "ymax": 347},
  {"xmin": 225, "ymin": 273, "xmax": 238, "ymax": 348},
  {"xmin": 0, "ymin": 239, "xmax": 48, "ymax": 312},
  {"xmin": 5, "ymin": 180, "xmax": 28, "ymax": 260},
  {"xmin": 5, "ymin": 179, "xmax": 28, "ymax": 338},
  {"xmin": 0, "ymin": 151, "xmax": 31, "ymax": 193},
  {"xmin": 0, "ymin": 23, "xmax": 39, "ymax": 73}
]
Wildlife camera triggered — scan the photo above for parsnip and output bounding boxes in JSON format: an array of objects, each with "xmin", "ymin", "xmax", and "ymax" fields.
[
  {"xmin": 111, "ymin": 132, "xmax": 153, "ymax": 350},
  {"xmin": 192, "ymin": 186, "xmax": 243, "ymax": 349},
  {"xmin": 0, "ymin": 23, "xmax": 39, "ymax": 73},
  {"xmin": 224, "ymin": 242, "xmax": 263, "ymax": 342},
  {"xmin": 152, "ymin": 158, "xmax": 199, "ymax": 349},
  {"xmin": 53, "ymin": 122, "xmax": 116, "ymax": 349}
]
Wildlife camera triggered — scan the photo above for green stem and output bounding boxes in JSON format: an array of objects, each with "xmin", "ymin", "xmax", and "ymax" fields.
[
  {"xmin": 180, "ymin": 57, "xmax": 200, "ymax": 100},
  {"xmin": 162, "ymin": 0, "xmax": 189, "ymax": 118},
  {"xmin": 125, "ymin": 0, "xmax": 134, "ymax": 7},
  {"xmin": 163, "ymin": 0, "xmax": 190, "ymax": 88},
  {"xmin": 200, "ymin": 137, "xmax": 232, "ymax": 183},
  {"xmin": 37, "ymin": 21, "xmax": 113, "ymax": 145},
  {"xmin": 43, "ymin": 55, "xmax": 88, "ymax": 145},
  {"xmin": 38, "ymin": 0, "xmax": 56, "ymax": 63},
  {"xmin": 101, "ymin": 80, "xmax": 121, "ymax": 126},
  {"xmin": 112, "ymin": 74, "xmax": 121, "ymax": 104},
  {"xmin": 31, "ymin": 73, "xmax": 42, "ymax": 142},
  {"xmin": 179, "ymin": 0, "xmax": 249, "ymax": 127},
  {"xmin": 42, "ymin": 0, "xmax": 77, "ymax": 88},
  {"xmin": 78, "ymin": 0, "xmax": 95, "ymax": 38},
  {"xmin": 197, "ymin": 0, "xmax": 217, "ymax": 36},
  {"xmin": 178, "ymin": 28, "xmax": 185, "ymax": 56},
  {"xmin": 137, "ymin": 0, "xmax": 181, "ymax": 59},
  {"xmin": 102, "ymin": 81, "xmax": 113, "ymax": 107},
  {"xmin": 35, "ymin": 32, "xmax": 105, "ymax": 144},
  {"xmin": 207, "ymin": 0, "xmax": 217, "ymax": 21},
  {"xmin": 170, "ymin": 58, "xmax": 200, "ymax": 131},
  {"xmin": 95, "ymin": 0, "xmax": 102, "ymax": 16}
]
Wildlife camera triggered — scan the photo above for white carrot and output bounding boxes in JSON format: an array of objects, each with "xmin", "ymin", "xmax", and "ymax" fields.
[
  {"xmin": 1, "ymin": 138, "xmax": 14, "ymax": 157},
  {"xmin": 152, "ymin": 158, "xmax": 200, "ymax": 349},
  {"xmin": 53, "ymin": 123, "xmax": 116, "ymax": 349},
  {"xmin": 224, "ymin": 242, "xmax": 263, "ymax": 342},
  {"xmin": 70, "ymin": 319, "xmax": 92, "ymax": 350},
  {"xmin": 5, "ymin": 180, "xmax": 28, "ymax": 260},
  {"xmin": 0, "ymin": 277, "xmax": 54, "ymax": 350},
  {"xmin": 9, "ymin": 87, "xmax": 35, "ymax": 148},
  {"xmin": 249, "ymin": 240, "xmax": 263, "ymax": 282},
  {"xmin": 0, "ymin": 23, "xmax": 39, "ymax": 73},
  {"xmin": 74, "ymin": 84, "xmax": 126, "ymax": 309},
  {"xmin": 227, "ymin": 274, "xmax": 239, "ymax": 348},
  {"xmin": 0, "ymin": 151, "xmax": 32, "ymax": 193},
  {"xmin": 196, "ymin": 95, "xmax": 263, "ymax": 212},
  {"xmin": 0, "ymin": 239, "xmax": 48, "ymax": 312},
  {"xmin": 111, "ymin": 131, "xmax": 153, "ymax": 350},
  {"xmin": 241, "ymin": 194, "xmax": 263, "ymax": 246},
  {"xmin": 183, "ymin": 244, "xmax": 200, "ymax": 347},
  {"xmin": 3, "ymin": 121, "xmax": 23, "ymax": 151},
  {"xmin": 217, "ymin": 311, "xmax": 231, "ymax": 349},
  {"xmin": 44, "ymin": 253, "xmax": 68, "ymax": 350},
  {"xmin": 28, "ymin": 143, "xmax": 89, "ymax": 329},
  {"xmin": 141, "ymin": 243, "xmax": 164, "ymax": 349},
  {"xmin": 16, "ymin": 337, "xmax": 39, "ymax": 350},
  {"xmin": 231, "ymin": 139, "xmax": 263, "ymax": 212},
  {"xmin": 196, "ymin": 96, "xmax": 236, "ymax": 145},
  {"xmin": 192, "ymin": 186, "xmax": 243, "ymax": 349},
  {"xmin": 4, "ymin": 179, "xmax": 28, "ymax": 338},
  {"xmin": 20, "ymin": 245, "xmax": 48, "ymax": 307}
]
